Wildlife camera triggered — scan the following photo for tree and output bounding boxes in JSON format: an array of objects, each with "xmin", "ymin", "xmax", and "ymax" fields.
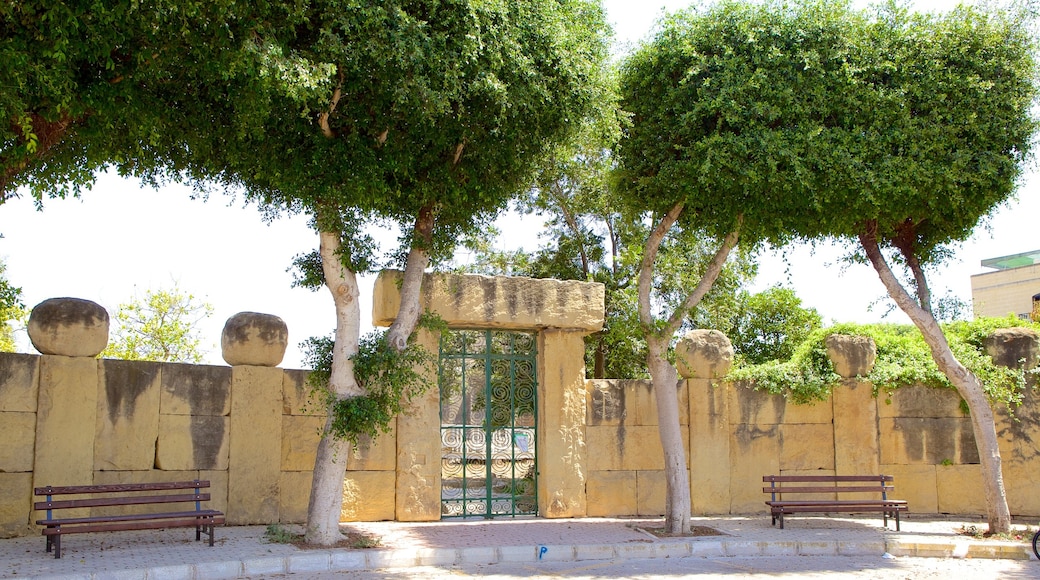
[
  {"xmin": 811, "ymin": 4, "xmax": 1038, "ymax": 533},
  {"xmin": 461, "ymin": 102, "xmax": 756, "ymax": 379},
  {"xmin": 726, "ymin": 287, "xmax": 823, "ymax": 366},
  {"xmin": 616, "ymin": 1, "xmax": 885, "ymax": 533},
  {"xmin": 0, "ymin": 259, "xmax": 25, "ymax": 352},
  {"xmin": 101, "ymin": 285, "xmax": 214, "ymax": 363},
  {"xmin": 92, "ymin": 0, "xmax": 613, "ymax": 545},
  {"xmin": 0, "ymin": 1, "xmax": 293, "ymax": 201},
  {"xmin": 621, "ymin": 0, "xmax": 1037, "ymax": 535}
]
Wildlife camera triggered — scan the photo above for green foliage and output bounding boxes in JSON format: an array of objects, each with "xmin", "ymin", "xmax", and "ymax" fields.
[
  {"xmin": 100, "ymin": 285, "xmax": 213, "ymax": 363},
  {"xmin": 722, "ymin": 286, "xmax": 823, "ymax": 366},
  {"xmin": 729, "ymin": 317, "xmax": 1039, "ymax": 407},
  {"xmin": 0, "ymin": 260, "xmax": 25, "ymax": 352},
  {"xmin": 304, "ymin": 329, "xmax": 435, "ymax": 448}
]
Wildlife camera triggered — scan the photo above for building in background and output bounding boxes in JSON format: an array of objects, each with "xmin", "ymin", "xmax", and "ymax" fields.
[{"xmin": 970, "ymin": 249, "xmax": 1040, "ymax": 320}]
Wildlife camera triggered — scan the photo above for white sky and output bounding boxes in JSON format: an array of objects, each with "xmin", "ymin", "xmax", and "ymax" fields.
[{"xmin": 1, "ymin": 0, "xmax": 1035, "ymax": 369}]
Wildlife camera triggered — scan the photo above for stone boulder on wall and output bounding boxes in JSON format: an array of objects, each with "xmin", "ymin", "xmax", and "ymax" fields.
[
  {"xmin": 27, "ymin": 297, "xmax": 110, "ymax": 357},
  {"xmin": 675, "ymin": 329, "xmax": 733, "ymax": 379},
  {"xmin": 221, "ymin": 312, "xmax": 288, "ymax": 367}
]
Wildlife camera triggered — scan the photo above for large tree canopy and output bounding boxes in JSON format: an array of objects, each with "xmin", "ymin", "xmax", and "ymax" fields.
[
  {"xmin": 0, "ymin": 1, "xmax": 296, "ymax": 199},
  {"xmin": 618, "ymin": 0, "xmax": 1037, "ymax": 534}
]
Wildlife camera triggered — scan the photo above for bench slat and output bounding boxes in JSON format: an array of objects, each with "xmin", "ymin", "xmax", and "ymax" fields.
[
  {"xmin": 35, "ymin": 493, "xmax": 210, "ymax": 511},
  {"xmin": 763, "ymin": 475, "xmax": 893, "ymax": 483},
  {"xmin": 37, "ymin": 509, "xmax": 224, "ymax": 527},
  {"xmin": 39, "ymin": 516, "xmax": 224, "ymax": 536},
  {"xmin": 761, "ymin": 486, "xmax": 894, "ymax": 494},
  {"xmin": 34, "ymin": 481, "xmax": 210, "ymax": 496}
]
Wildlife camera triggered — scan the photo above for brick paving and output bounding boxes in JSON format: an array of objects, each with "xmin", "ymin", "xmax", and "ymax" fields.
[{"xmin": 1, "ymin": 515, "xmax": 1035, "ymax": 579}]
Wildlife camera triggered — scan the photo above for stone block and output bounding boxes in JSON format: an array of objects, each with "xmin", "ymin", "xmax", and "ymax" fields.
[
  {"xmin": 537, "ymin": 329, "xmax": 588, "ymax": 519},
  {"xmin": 373, "ymin": 270, "xmax": 605, "ymax": 332},
  {"xmin": 0, "ymin": 472, "xmax": 32, "ymax": 538},
  {"xmin": 394, "ymin": 330, "xmax": 440, "ymax": 523},
  {"xmin": 880, "ymin": 386, "xmax": 965, "ymax": 418},
  {"xmin": 832, "ymin": 379, "xmax": 879, "ymax": 475},
  {"xmin": 586, "ymin": 471, "xmax": 636, "ymax": 517},
  {"xmin": 283, "ymin": 369, "xmax": 322, "ymax": 416},
  {"xmin": 0, "ymin": 412, "xmax": 35, "ymax": 472},
  {"xmin": 27, "ymin": 298, "xmax": 109, "ymax": 357},
  {"xmin": 200, "ymin": 470, "xmax": 230, "ymax": 516},
  {"xmin": 825, "ymin": 334, "xmax": 876, "ymax": 378},
  {"xmin": 935, "ymin": 464, "xmax": 985, "ymax": 515},
  {"xmin": 636, "ymin": 470, "xmax": 666, "ymax": 515},
  {"xmin": 586, "ymin": 425, "xmax": 671, "ymax": 472},
  {"xmin": 782, "ymin": 398, "xmax": 833, "ymax": 425},
  {"xmin": 689, "ymin": 378, "xmax": 731, "ymax": 515},
  {"xmin": 221, "ymin": 312, "xmax": 288, "ymax": 367},
  {"xmin": 882, "ymin": 464, "xmax": 937, "ymax": 513},
  {"xmin": 281, "ymin": 415, "xmax": 323, "ymax": 472},
  {"xmin": 1002, "ymin": 459, "xmax": 1040, "ymax": 516},
  {"xmin": 729, "ymin": 384, "xmax": 785, "ymax": 426},
  {"xmin": 879, "ymin": 417, "xmax": 978, "ymax": 465},
  {"xmin": 629, "ymin": 379, "xmax": 687, "ymax": 426},
  {"xmin": 675, "ymin": 330, "xmax": 733, "ymax": 379},
  {"xmin": 279, "ymin": 471, "xmax": 313, "ymax": 523},
  {"xmin": 348, "ymin": 430, "xmax": 397, "ymax": 472},
  {"xmin": 33, "ymin": 355, "xmax": 98, "ymax": 490},
  {"xmin": 343, "ymin": 471, "xmax": 396, "ymax": 521},
  {"xmin": 94, "ymin": 359, "xmax": 161, "ymax": 471},
  {"xmin": 729, "ymin": 430, "xmax": 780, "ymax": 513},
  {"xmin": 587, "ymin": 379, "xmax": 628, "ymax": 426},
  {"xmin": 160, "ymin": 363, "xmax": 231, "ymax": 416},
  {"xmin": 0, "ymin": 353, "xmax": 39, "ymax": 412},
  {"xmin": 227, "ymin": 365, "xmax": 282, "ymax": 524},
  {"xmin": 156, "ymin": 414, "xmax": 230, "ymax": 471},
  {"xmin": 780, "ymin": 423, "xmax": 834, "ymax": 471}
]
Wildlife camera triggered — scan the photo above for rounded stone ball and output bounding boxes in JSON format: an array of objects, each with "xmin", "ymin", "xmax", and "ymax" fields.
[
  {"xmin": 675, "ymin": 329, "xmax": 734, "ymax": 379},
  {"xmin": 221, "ymin": 312, "xmax": 288, "ymax": 367},
  {"xmin": 27, "ymin": 297, "xmax": 110, "ymax": 357}
]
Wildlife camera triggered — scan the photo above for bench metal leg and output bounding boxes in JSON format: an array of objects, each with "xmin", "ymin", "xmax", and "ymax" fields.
[{"xmin": 53, "ymin": 534, "xmax": 61, "ymax": 559}]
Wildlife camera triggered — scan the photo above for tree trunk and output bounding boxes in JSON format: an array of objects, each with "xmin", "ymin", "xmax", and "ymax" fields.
[
  {"xmin": 635, "ymin": 204, "xmax": 740, "ymax": 534},
  {"xmin": 858, "ymin": 231, "xmax": 1011, "ymax": 533},
  {"xmin": 386, "ymin": 205, "xmax": 434, "ymax": 350},
  {"xmin": 305, "ymin": 229, "xmax": 363, "ymax": 545},
  {"xmin": 648, "ymin": 336, "xmax": 691, "ymax": 534}
]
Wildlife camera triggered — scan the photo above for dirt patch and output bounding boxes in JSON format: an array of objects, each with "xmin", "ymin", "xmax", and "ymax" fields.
[
  {"xmin": 635, "ymin": 525, "xmax": 725, "ymax": 538},
  {"xmin": 955, "ymin": 525, "xmax": 1032, "ymax": 543},
  {"xmin": 292, "ymin": 531, "xmax": 382, "ymax": 550}
]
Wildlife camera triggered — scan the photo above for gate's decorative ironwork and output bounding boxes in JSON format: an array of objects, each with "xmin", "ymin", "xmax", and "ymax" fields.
[{"xmin": 439, "ymin": 330, "xmax": 537, "ymax": 518}]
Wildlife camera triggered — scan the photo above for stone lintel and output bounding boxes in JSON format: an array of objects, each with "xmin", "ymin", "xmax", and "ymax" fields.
[{"xmin": 372, "ymin": 270, "xmax": 604, "ymax": 332}]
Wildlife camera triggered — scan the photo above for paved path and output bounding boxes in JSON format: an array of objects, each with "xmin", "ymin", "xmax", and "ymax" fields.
[{"xmin": 1, "ymin": 515, "xmax": 1036, "ymax": 579}]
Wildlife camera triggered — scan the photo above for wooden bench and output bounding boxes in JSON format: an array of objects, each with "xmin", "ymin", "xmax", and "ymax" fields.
[
  {"xmin": 34, "ymin": 480, "xmax": 224, "ymax": 559},
  {"xmin": 762, "ymin": 474, "xmax": 907, "ymax": 530}
]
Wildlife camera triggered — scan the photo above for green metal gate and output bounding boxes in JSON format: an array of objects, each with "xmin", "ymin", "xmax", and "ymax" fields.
[{"xmin": 439, "ymin": 330, "xmax": 537, "ymax": 518}]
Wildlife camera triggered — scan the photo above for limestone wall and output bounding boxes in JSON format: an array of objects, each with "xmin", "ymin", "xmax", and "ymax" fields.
[{"xmin": 587, "ymin": 330, "xmax": 1040, "ymax": 519}]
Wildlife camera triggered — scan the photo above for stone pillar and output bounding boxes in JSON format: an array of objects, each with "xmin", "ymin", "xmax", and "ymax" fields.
[
  {"xmin": 983, "ymin": 327, "xmax": 1040, "ymax": 516},
  {"xmin": 27, "ymin": 298, "xmax": 109, "ymax": 498},
  {"xmin": 223, "ymin": 313, "xmax": 287, "ymax": 524},
  {"xmin": 827, "ymin": 334, "xmax": 880, "ymax": 475},
  {"xmin": 537, "ymin": 329, "xmax": 589, "ymax": 518},
  {"xmin": 0, "ymin": 354, "xmax": 40, "ymax": 537},
  {"xmin": 677, "ymin": 330, "xmax": 733, "ymax": 514},
  {"xmin": 394, "ymin": 329, "xmax": 442, "ymax": 521}
]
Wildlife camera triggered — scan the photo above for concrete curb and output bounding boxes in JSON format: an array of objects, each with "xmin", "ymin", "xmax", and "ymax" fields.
[{"xmin": 20, "ymin": 537, "xmax": 1037, "ymax": 580}]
